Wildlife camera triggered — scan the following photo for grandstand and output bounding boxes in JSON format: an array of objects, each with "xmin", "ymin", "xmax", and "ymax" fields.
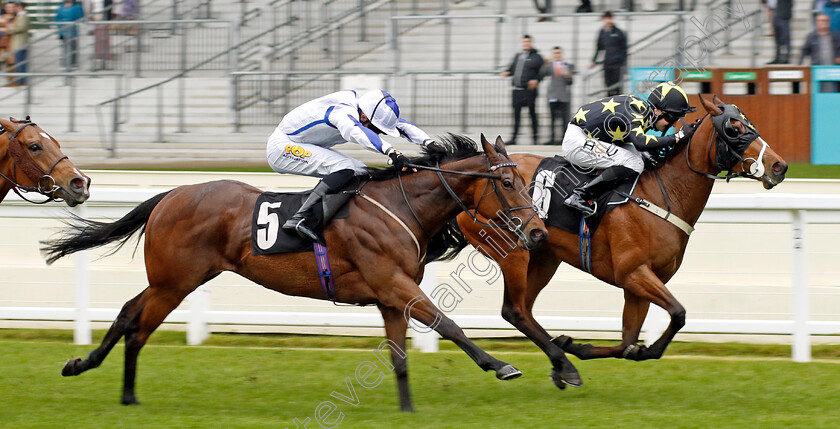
[{"xmin": 0, "ymin": 0, "xmax": 818, "ymax": 167}]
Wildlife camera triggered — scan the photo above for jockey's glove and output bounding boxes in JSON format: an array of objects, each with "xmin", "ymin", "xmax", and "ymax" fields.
[
  {"xmin": 423, "ymin": 139, "xmax": 443, "ymax": 150},
  {"xmin": 675, "ymin": 121, "xmax": 699, "ymax": 142},
  {"xmin": 387, "ymin": 149, "xmax": 411, "ymax": 170},
  {"xmin": 641, "ymin": 151, "xmax": 658, "ymax": 169}
]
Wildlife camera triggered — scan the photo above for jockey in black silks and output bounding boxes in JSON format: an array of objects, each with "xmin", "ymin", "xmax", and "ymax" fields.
[{"xmin": 560, "ymin": 81, "xmax": 699, "ymax": 217}]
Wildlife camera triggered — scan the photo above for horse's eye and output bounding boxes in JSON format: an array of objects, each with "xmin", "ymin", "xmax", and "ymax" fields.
[
  {"xmin": 28, "ymin": 143, "xmax": 42, "ymax": 152},
  {"xmin": 502, "ymin": 179, "xmax": 513, "ymax": 189}
]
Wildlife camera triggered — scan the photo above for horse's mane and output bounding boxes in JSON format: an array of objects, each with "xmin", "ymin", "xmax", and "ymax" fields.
[{"xmin": 366, "ymin": 133, "xmax": 488, "ymax": 181}]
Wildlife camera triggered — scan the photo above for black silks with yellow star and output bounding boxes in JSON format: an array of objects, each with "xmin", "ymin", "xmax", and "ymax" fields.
[{"xmin": 570, "ymin": 95, "xmax": 679, "ymax": 151}]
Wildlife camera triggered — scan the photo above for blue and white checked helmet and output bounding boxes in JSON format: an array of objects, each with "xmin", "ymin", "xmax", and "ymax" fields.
[{"xmin": 358, "ymin": 90, "xmax": 401, "ymax": 137}]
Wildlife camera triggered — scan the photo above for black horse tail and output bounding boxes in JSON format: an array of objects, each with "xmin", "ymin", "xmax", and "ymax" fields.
[
  {"xmin": 426, "ymin": 218, "xmax": 469, "ymax": 263},
  {"xmin": 41, "ymin": 191, "xmax": 172, "ymax": 265}
]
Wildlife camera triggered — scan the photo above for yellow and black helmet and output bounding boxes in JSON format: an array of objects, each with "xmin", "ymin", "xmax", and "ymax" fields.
[{"xmin": 647, "ymin": 82, "xmax": 695, "ymax": 116}]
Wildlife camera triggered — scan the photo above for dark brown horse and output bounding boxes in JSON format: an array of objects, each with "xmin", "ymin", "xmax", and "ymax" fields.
[
  {"xmin": 0, "ymin": 117, "xmax": 90, "ymax": 206},
  {"xmin": 41, "ymin": 135, "xmax": 549, "ymax": 411},
  {"xmin": 456, "ymin": 95, "xmax": 789, "ymax": 388}
]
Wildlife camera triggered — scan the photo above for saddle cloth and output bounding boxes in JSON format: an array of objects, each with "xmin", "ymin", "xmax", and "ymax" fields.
[
  {"xmin": 529, "ymin": 155, "xmax": 639, "ymax": 234},
  {"xmin": 251, "ymin": 190, "xmax": 354, "ymax": 255}
]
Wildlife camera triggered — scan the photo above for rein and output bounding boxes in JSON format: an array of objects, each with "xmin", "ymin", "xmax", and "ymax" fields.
[
  {"xmin": 403, "ymin": 160, "xmax": 537, "ymax": 237},
  {"xmin": 0, "ymin": 122, "xmax": 68, "ymax": 204}
]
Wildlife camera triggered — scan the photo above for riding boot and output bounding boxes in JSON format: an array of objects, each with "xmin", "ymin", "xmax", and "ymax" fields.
[
  {"xmin": 282, "ymin": 169, "xmax": 355, "ymax": 242},
  {"xmin": 563, "ymin": 166, "xmax": 638, "ymax": 218}
]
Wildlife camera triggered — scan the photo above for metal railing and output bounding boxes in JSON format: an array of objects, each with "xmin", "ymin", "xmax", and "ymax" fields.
[
  {"xmin": 0, "ymin": 71, "xmax": 125, "ymax": 137},
  {"xmin": 231, "ymin": 70, "xmax": 538, "ymax": 134},
  {"xmin": 84, "ymin": 20, "xmax": 233, "ymax": 77},
  {"xmin": 231, "ymin": 71, "xmax": 394, "ymax": 130}
]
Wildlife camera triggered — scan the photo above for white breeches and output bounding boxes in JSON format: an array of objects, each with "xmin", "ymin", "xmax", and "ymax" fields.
[{"xmin": 266, "ymin": 134, "xmax": 368, "ymax": 177}]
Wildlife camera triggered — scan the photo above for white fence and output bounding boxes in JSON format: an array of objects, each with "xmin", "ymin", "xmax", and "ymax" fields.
[{"xmin": 1, "ymin": 172, "xmax": 839, "ymax": 362}]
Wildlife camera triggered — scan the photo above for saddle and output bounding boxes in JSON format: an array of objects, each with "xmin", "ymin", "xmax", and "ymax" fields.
[
  {"xmin": 529, "ymin": 156, "xmax": 639, "ymax": 235},
  {"xmin": 251, "ymin": 184, "xmax": 358, "ymax": 255}
]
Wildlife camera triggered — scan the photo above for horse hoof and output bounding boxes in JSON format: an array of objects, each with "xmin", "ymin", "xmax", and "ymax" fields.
[
  {"xmin": 61, "ymin": 358, "xmax": 82, "ymax": 376},
  {"xmin": 551, "ymin": 368, "xmax": 583, "ymax": 389},
  {"xmin": 551, "ymin": 335, "xmax": 573, "ymax": 349},
  {"xmin": 496, "ymin": 364, "xmax": 522, "ymax": 380}
]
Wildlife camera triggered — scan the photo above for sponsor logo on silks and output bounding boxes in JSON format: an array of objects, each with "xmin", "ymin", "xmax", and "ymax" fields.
[{"xmin": 284, "ymin": 145, "xmax": 312, "ymax": 160}]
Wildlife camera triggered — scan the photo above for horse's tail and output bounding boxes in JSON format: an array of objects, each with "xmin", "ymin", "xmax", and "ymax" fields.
[
  {"xmin": 426, "ymin": 218, "xmax": 469, "ymax": 263},
  {"xmin": 41, "ymin": 191, "xmax": 172, "ymax": 265}
]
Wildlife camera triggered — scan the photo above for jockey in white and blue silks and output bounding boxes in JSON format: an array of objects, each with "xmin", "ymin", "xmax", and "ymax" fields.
[{"xmin": 266, "ymin": 89, "xmax": 434, "ymax": 242}]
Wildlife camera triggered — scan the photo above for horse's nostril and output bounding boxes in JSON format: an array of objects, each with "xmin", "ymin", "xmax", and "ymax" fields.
[
  {"xmin": 530, "ymin": 228, "xmax": 547, "ymax": 243},
  {"xmin": 70, "ymin": 177, "xmax": 86, "ymax": 191},
  {"xmin": 773, "ymin": 162, "xmax": 788, "ymax": 176}
]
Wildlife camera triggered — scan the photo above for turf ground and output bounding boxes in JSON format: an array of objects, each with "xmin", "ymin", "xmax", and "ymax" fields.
[{"xmin": 2, "ymin": 331, "xmax": 839, "ymax": 428}]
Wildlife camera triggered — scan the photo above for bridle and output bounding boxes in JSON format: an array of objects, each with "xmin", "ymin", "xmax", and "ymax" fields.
[
  {"xmin": 0, "ymin": 121, "xmax": 68, "ymax": 204},
  {"xmin": 397, "ymin": 157, "xmax": 538, "ymax": 242},
  {"xmin": 685, "ymin": 110, "xmax": 768, "ymax": 182}
]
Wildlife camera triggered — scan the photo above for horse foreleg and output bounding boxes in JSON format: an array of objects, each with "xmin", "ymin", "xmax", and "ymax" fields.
[
  {"xmin": 562, "ymin": 267, "xmax": 685, "ymax": 361},
  {"xmin": 399, "ymin": 289, "xmax": 521, "ymax": 380},
  {"xmin": 379, "ymin": 305, "xmax": 413, "ymax": 412},
  {"xmin": 121, "ymin": 286, "xmax": 191, "ymax": 405},
  {"xmin": 62, "ymin": 290, "xmax": 147, "ymax": 377},
  {"xmin": 500, "ymin": 254, "xmax": 582, "ymax": 389},
  {"xmin": 620, "ymin": 267, "xmax": 685, "ymax": 361}
]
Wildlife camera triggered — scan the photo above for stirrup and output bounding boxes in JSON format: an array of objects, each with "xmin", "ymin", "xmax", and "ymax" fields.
[
  {"xmin": 289, "ymin": 218, "xmax": 319, "ymax": 242},
  {"xmin": 563, "ymin": 194, "xmax": 596, "ymax": 218}
]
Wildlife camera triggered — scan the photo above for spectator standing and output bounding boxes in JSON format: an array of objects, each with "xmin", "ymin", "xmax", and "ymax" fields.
[
  {"xmin": 55, "ymin": 0, "xmax": 84, "ymax": 71},
  {"xmin": 540, "ymin": 46, "xmax": 574, "ymax": 145},
  {"xmin": 801, "ymin": 13, "xmax": 840, "ymax": 91},
  {"xmin": 0, "ymin": 2, "xmax": 14, "ymax": 84},
  {"xmin": 501, "ymin": 35, "xmax": 544, "ymax": 145},
  {"xmin": 6, "ymin": 1, "xmax": 28, "ymax": 86},
  {"xmin": 591, "ymin": 11, "xmax": 627, "ymax": 96},
  {"xmin": 769, "ymin": 0, "xmax": 793, "ymax": 63}
]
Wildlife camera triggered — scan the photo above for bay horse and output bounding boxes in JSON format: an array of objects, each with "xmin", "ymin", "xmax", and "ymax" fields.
[
  {"xmin": 456, "ymin": 95, "xmax": 788, "ymax": 388},
  {"xmin": 0, "ymin": 117, "xmax": 90, "ymax": 206},
  {"xmin": 40, "ymin": 135, "xmax": 550, "ymax": 411}
]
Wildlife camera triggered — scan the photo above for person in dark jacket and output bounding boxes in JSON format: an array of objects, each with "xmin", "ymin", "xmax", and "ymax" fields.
[
  {"xmin": 801, "ymin": 13, "xmax": 840, "ymax": 91},
  {"xmin": 502, "ymin": 35, "xmax": 544, "ymax": 145},
  {"xmin": 769, "ymin": 0, "xmax": 793, "ymax": 63},
  {"xmin": 590, "ymin": 11, "xmax": 627, "ymax": 96}
]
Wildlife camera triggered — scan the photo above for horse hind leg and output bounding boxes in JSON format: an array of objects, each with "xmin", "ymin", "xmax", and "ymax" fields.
[
  {"xmin": 62, "ymin": 290, "xmax": 147, "ymax": 377},
  {"xmin": 121, "ymin": 286, "xmax": 193, "ymax": 405},
  {"xmin": 378, "ymin": 305, "xmax": 413, "ymax": 412}
]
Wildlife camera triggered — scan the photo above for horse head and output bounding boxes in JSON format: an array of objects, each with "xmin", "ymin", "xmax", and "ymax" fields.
[
  {"xmin": 697, "ymin": 94, "xmax": 788, "ymax": 189},
  {"xmin": 0, "ymin": 117, "xmax": 90, "ymax": 206},
  {"xmin": 474, "ymin": 134, "xmax": 547, "ymax": 249}
]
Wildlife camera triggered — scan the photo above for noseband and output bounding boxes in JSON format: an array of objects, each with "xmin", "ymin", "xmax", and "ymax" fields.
[
  {"xmin": 399, "ymin": 160, "xmax": 538, "ymax": 242},
  {"xmin": 0, "ymin": 122, "xmax": 68, "ymax": 204}
]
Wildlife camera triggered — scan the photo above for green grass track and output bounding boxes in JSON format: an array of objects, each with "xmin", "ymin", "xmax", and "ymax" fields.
[{"xmin": 1, "ymin": 333, "xmax": 839, "ymax": 428}]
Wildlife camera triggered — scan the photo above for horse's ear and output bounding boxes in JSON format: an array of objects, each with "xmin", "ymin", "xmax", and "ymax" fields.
[
  {"xmin": 712, "ymin": 94, "xmax": 724, "ymax": 105},
  {"xmin": 480, "ymin": 133, "xmax": 498, "ymax": 158},
  {"xmin": 493, "ymin": 135, "xmax": 508, "ymax": 156},
  {"xmin": 0, "ymin": 117, "xmax": 11, "ymax": 130},
  {"xmin": 698, "ymin": 93, "xmax": 722, "ymax": 115}
]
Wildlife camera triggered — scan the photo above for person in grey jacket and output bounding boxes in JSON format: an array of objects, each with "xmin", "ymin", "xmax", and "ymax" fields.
[
  {"xmin": 540, "ymin": 46, "xmax": 574, "ymax": 145},
  {"xmin": 800, "ymin": 13, "xmax": 840, "ymax": 91}
]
